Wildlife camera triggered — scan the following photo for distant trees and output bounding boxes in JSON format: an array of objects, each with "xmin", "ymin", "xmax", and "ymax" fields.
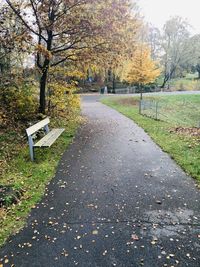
[
  {"xmin": 147, "ymin": 26, "xmax": 161, "ymax": 61},
  {"xmin": 145, "ymin": 17, "xmax": 200, "ymax": 88},
  {"xmin": 160, "ymin": 17, "xmax": 191, "ymax": 88},
  {"xmin": 186, "ymin": 34, "xmax": 200, "ymax": 78}
]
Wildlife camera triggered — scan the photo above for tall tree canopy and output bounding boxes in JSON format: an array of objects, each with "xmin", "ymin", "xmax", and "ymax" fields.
[
  {"xmin": 160, "ymin": 17, "xmax": 190, "ymax": 88},
  {"xmin": 145, "ymin": 17, "xmax": 193, "ymax": 88},
  {"xmin": 5, "ymin": 0, "xmax": 140, "ymax": 113}
]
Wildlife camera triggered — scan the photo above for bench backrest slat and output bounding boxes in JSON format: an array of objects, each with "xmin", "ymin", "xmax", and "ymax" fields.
[{"xmin": 26, "ymin": 118, "xmax": 50, "ymax": 136}]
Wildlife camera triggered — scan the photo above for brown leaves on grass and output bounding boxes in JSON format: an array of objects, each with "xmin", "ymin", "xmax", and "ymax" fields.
[
  {"xmin": 117, "ymin": 98, "xmax": 139, "ymax": 107},
  {"xmin": 170, "ymin": 127, "xmax": 200, "ymax": 148},
  {"xmin": 171, "ymin": 127, "xmax": 200, "ymax": 138}
]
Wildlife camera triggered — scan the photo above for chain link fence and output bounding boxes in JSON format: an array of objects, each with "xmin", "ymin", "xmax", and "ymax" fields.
[{"xmin": 139, "ymin": 99, "xmax": 200, "ymax": 128}]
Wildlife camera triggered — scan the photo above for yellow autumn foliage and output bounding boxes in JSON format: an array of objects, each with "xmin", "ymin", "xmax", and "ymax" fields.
[
  {"xmin": 47, "ymin": 81, "xmax": 80, "ymax": 117},
  {"xmin": 122, "ymin": 45, "xmax": 161, "ymax": 85},
  {"xmin": 46, "ymin": 65, "xmax": 82, "ymax": 118},
  {"xmin": 1, "ymin": 82, "xmax": 37, "ymax": 120}
]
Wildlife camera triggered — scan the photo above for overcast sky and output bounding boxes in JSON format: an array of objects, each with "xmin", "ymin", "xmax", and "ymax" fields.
[{"xmin": 137, "ymin": 0, "xmax": 200, "ymax": 34}]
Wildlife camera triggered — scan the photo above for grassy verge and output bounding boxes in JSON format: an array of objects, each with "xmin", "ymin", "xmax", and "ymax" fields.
[
  {"xmin": 139, "ymin": 94, "xmax": 200, "ymax": 127},
  {"xmin": 0, "ymin": 117, "xmax": 80, "ymax": 246},
  {"xmin": 157, "ymin": 73, "xmax": 200, "ymax": 91},
  {"xmin": 102, "ymin": 96, "xmax": 200, "ymax": 184}
]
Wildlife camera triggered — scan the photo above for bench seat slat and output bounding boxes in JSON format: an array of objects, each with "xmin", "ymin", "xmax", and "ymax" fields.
[{"xmin": 34, "ymin": 128, "xmax": 65, "ymax": 148}]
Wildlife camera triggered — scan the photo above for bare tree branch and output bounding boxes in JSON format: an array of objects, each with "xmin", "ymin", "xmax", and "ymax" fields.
[{"xmin": 5, "ymin": 0, "xmax": 47, "ymax": 42}]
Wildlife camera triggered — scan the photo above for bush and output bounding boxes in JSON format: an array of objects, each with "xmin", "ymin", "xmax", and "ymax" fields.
[
  {"xmin": 0, "ymin": 82, "xmax": 38, "ymax": 121},
  {"xmin": 47, "ymin": 81, "xmax": 80, "ymax": 118},
  {"xmin": 172, "ymin": 80, "xmax": 200, "ymax": 91}
]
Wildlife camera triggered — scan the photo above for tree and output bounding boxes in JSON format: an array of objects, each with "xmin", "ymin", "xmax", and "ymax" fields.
[
  {"xmin": 122, "ymin": 45, "xmax": 160, "ymax": 99},
  {"xmin": 0, "ymin": 4, "xmax": 29, "ymax": 75},
  {"xmin": 185, "ymin": 34, "xmax": 200, "ymax": 78},
  {"xmin": 146, "ymin": 25, "xmax": 161, "ymax": 61},
  {"xmin": 0, "ymin": 2, "xmax": 33, "ymax": 116},
  {"xmin": 5, "ymin": 0, "xmax": 139, "ymax": 114},
  {"xmin": 160, "ymin": 17, "xmax": 191, "ymax": 88}
]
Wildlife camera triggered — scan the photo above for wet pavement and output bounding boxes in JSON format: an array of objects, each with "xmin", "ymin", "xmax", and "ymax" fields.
[{"xmin": 0, "ymin": 95, "xmax": 199, "ymax": 266}]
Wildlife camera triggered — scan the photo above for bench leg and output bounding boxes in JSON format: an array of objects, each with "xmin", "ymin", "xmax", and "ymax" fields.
[
  {"xmin": 28, "ymin": 136, "xmax": 35, "ymax": 161},
  {"xmin": 44, "ymin": 125, "xmax": 50, "ymax": 134},
  {"xmin": 30, "ymin": 147, "xmax": 34, "ymax": 161}
]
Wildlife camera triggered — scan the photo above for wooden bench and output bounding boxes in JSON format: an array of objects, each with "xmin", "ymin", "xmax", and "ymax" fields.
[{"xmin": 26, "ymin": 118, "xmax": 64, "ymax": 161}]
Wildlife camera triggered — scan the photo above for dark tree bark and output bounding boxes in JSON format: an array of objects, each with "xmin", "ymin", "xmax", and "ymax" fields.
[
  {"xmin": 196, "ymin": 64, "xmax": 200, "ymax": 79},
  {"xmin": 39, "ymin": 68, "xmax": 48, "ymax": 114},
  {"xmin": 161, "ymin": 65, "xmax": 176, "ymax": 88},
  {"xmin": 161, "ymin": 75, "xmax": 169, "ymax": 88},
  {"xmin": 112, "ymin": 73, "xmax": 116, "ymax": 93},
  {"xmin": 37, "ymin": 11, "xmax": 53, "ymax": 113},
  {"xmin": 139, "ymin": 84, "xmax": 143, "ymax": 100}
]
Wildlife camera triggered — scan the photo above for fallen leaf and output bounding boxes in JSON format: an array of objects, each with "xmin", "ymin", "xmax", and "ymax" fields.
[
  {"xmin": 92, "ymin": 230, "xmax": 98, "ymax": 235},
  {"xmin": 131, "ymin": 234, "xmax": 139, "ymax": 241}
]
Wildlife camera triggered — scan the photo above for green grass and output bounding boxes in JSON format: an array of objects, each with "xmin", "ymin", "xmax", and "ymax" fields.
[
  {"xmin": 170, "ymin": 78, "xmax": 200, "ymax": 91},
  {"xmin": 0, "ymin": 117, "xmax": 80, "ymax": 246},
  {"xmin": 102, "ymin": 95, "xmax": 200, "ymax": 184},
  {"xmin": 140, "ymin": 95, "xmax": 200, "ymax": 127},
  {"xmin": 158, "ymin": 73, "xmax": 200, "ymax": 91}
]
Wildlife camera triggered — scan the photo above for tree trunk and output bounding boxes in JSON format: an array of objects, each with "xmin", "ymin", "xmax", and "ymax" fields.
[
  {"xmin": 161, "ymin": 75, "xmax": 169, "ymax": 88},
  {"xmin": 139, "ymin": 84, "xmax": 143, "ymax": 100},
  {"xmin": 161, "ymin": 65, "xmax": 177, "ymax": 88},
  {"xmin": 197, "ymin": 70, "xmax": 200, "ymax": 79},
  {"xmin": 139, "ymin": 84, "xmax": 142, "ymax": 114},
  {"xmin": 196, "ymin": 65, "xmax": 200, "ymax": 79},
  {"xmin": 39, "ymin": 68, "xmax": 48, "ymax": 114},
  {"xmin": 112, "ymin": 73, "xmax": 116, "ymax": 93}
]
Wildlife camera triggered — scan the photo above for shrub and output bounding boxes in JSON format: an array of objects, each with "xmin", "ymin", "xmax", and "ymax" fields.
[
  {"xmin": 0, "ymin": 82, "xmax": 38, "ymax": 121},
  {"xmin": 47, "ymin": 81, "xmax": 80, "ymax": 118}
]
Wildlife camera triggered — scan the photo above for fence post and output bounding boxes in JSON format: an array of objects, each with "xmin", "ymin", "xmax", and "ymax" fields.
[
  {"xmin": 155, "ymin": 101, "xmax": 158, "ymax": 120},
  {"xmin": 139, "ymin": 100, "xmax": 142, "ymax": 114}
]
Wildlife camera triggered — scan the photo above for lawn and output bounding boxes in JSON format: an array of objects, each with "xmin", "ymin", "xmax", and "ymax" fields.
[
  {"xmin": 0, "ymin": 117, "xmax": 80, "ymax": 247},
  {"xmin": 102, "ymin": 95, "xmax": 200, "ymax": 184},
  {"xmin": 158, "ymin": 73, "xmax": 200, "ymax": 91},
  {"xmin": 140, "ymin": 94, "xmax": 200, "ymax": 127}
]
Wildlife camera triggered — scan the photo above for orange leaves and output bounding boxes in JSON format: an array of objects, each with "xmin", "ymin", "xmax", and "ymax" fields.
[{"xmin": 35, "ymin": 45, "xmax": 53, "ymax": 60}]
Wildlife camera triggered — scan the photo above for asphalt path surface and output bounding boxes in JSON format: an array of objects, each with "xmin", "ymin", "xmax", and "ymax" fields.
[{"xmin": 0, "ymin": 95, "xmax": 199, "ymax": 266}]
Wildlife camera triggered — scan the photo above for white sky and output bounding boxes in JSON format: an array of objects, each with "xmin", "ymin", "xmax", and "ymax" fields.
[{"xmin": 137, "ymin": 0, "xmax": 200, "ymax": 34}]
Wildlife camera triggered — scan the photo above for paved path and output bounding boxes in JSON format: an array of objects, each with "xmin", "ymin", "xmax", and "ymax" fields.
[{"xmin": 0, "ymin": 96, "xmax": 200, "ymax": 267}]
